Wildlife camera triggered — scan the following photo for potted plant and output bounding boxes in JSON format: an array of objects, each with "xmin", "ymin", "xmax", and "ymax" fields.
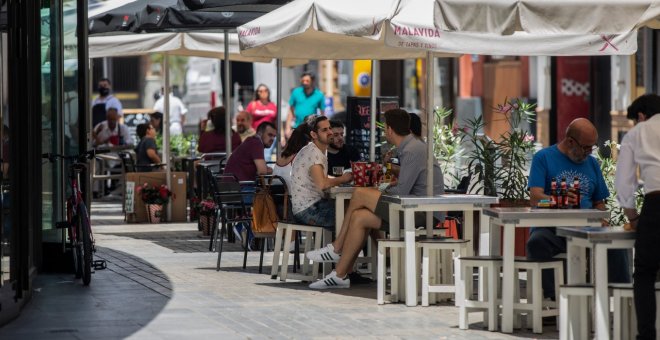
[
  {"xmin": 137, "ymin": 182, "xmax": 173, "ymax": 223},
  {"xmin": 594, "ymin": 140, "xmax": 644, "ymax": 227},
  {"xmin": 433, "ymin": 106, "xmax": 464, "ymax": 189},
  {"xmin": 197, "ymin": 197, "xmax": 217, "ymax": 236},
  {"xmin": 493, "ymin": 98, "xmax": 536, "ymax": 205}
]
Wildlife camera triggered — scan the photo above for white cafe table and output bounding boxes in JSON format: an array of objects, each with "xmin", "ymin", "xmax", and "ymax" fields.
[
  {"xmin": 556, "ymin": 226, "xmax": 635, "ymax": 340},
  {"xmin": 483, "ymin": 207, "xmax": 610, "ymax": 334},
  {"xmin": 380, "ymin": 194, "xmax": 499, "ymax": 307}
]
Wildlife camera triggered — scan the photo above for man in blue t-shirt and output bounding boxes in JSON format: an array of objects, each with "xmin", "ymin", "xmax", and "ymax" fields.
[
  {"xmin": 527, "ymin": 118, "xmax": 630, "ymax": 300},
  {"xmin": 285, "ymin": 72, "xmax": 325, "ymax": 140}
]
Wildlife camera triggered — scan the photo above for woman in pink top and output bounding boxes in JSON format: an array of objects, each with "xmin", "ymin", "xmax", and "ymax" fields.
[{"xmin": 246, "ymin": 84, "xmax": 277, "ymax": 129}]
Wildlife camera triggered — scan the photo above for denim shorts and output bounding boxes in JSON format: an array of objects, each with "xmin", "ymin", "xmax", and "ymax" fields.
[{"xmin": 294, "ymin": 199, "xmax": 335, "ymax": 230}]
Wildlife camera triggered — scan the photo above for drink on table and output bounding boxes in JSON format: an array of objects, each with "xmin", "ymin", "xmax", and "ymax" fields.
[
  {"xmin": 560, "ymin": 177, "xmax": 568, "ymax": 209},
  {"xmin": 550, "ymin": 177, "xmax": 558, "ymax": 209},
  {"xmin": 332, "ymin": 166, "xmax": 344, "ymax": 177},
  {"xmin": 573, "ymin": 176, "xmax": 581, "ymax": 209}
]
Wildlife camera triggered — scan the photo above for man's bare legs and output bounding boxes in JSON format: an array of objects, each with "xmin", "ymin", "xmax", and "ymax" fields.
[
  {"xmin": 332, "ymin": 187, "xmax": 381, "ymax": 253},
  {"xmin": 335, "ymin": 208, "xmax": 382, "ymax": 277}
]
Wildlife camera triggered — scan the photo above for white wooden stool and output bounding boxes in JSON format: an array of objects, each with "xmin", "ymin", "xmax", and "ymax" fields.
[
  {"xmin": 513, "ymin": 257, "xmax": 564, "ymax": 333},
  {"xmin": 377, "ymin": 238, "xmax": 421, "ymax": 304},
  {"xmin": 456, "ymin": 256, "xmax": 502, "ymax": 331},
  {"xmin": 271, "ymin": 222, "xmax": 332, "ymax": 282},
  {"xmin": 418, "ymin": 238, "xmax": 470, "ymax": 306},
  {"xmin": 610, "ymin": 282, "xmax": 660, "ymax": 340},
  {"xmin": 559, "ymin": 284, "xmax": 593, "ymax": 340}
]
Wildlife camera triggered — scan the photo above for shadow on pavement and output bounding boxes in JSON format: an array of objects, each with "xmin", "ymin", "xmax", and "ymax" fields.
[
  {"xmin": 103, "ymin": 230, "xmax": 246, "ymax": 253},
  {"xmin": 0, "ymin": 247, "xmax": 172, "ymax": 339}
]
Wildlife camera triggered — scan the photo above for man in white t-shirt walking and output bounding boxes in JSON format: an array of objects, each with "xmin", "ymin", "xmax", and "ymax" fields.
[
  {"xmin": 290, "ymin": 115, "xmax": 352, "ymax": 229},
  {"xmin": 153, "ymin": 88, "xmax": 188, "ymax": 136}
]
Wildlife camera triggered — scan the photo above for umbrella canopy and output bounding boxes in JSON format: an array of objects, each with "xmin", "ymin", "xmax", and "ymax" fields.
[
  {"xmin": 387, "ymin": 0, "xmax": 639, "ymax": 56},
  {"xmin": 238, "ymin": 0, "xmax": 457, "ymax": 59},
  {"xmin": 433, "ymin": 0, "xmax": 660, "ymax": 35},
  {"xmin": 88, "ymin": 0, "xmax": 291, "ymax": 35}
]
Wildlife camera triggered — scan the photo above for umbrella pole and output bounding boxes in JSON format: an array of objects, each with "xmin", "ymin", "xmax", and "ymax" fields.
[
  {"xmin": 426, "ymin": 52, "xmax": 434, "ymax": 233},
  {"xmin": 369, "ymin": 60, "xmax": 379, "ymax": 162},
  {"xmin": 224, "ymin": 30, "xmax": 232, "ymax": 156},
  {"xmin": 276, "ymin": 58, "xmax": 283, "ymax": 159},
  {"xmin": 164, "ymin": 54, "xmax": 172, "ymax": 221}
]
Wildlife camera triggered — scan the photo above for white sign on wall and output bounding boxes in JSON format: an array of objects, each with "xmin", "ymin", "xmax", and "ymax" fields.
[{"xmin": 125, "ymin": 181, "xmax": 135, "ymax": 214}]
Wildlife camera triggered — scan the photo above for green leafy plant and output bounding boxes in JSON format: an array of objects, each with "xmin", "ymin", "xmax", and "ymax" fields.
[
  {"xmin": 432, "ymin": 106, "xmax": 463, "ymax": 188},
  {"xmin": 594, "ymin": 140, "xmax": 644, "ymax": 226},
  {"xmin": 493, "ymin": 98, "xmax": 536, "ymax": 201},
  {"xmin": 459, "ymin": 114, "xmax": 500, "ymax": 196}
]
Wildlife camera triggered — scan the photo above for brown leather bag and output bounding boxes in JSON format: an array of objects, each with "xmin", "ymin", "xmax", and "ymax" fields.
[{"xmin": 251, "ymin": 176, "xmax": 287, "ymax": 234}]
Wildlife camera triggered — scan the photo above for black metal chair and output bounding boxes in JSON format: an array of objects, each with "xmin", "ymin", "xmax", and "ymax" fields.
[{"xmin": 208, "ymin": 171, "xmax": 253, "ymax": 271}]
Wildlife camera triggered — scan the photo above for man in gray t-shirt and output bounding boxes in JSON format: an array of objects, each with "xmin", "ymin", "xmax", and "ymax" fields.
[{"xmin": 306, "ymin": 109, "xmax": 444, "ymax": 290}]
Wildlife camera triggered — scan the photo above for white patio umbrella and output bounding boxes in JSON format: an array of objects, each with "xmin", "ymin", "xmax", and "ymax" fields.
[
  {"xmin": 89, "ymin": 31, "xmax": 305, "ymax": 220},
  {"xmin": 385, "ymin": 0, "xmax": 637, "ymax": 56},
  {"xmin": 432, "ymin": 0, "xmax": 660, "ymax": 35},
  {"xmin": 239, "ymin": 0, "xmax": 458, "ymax": 212}
]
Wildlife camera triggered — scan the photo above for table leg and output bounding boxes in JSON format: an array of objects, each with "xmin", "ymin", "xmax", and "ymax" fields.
[
  {"xmin": 404, "ymin": 210, "xmax": 417, "ymax": 306},
  {"xmin": 594, "ymin": 244, "xmax": 610, "ymax": 340},
  {"xmin": 463, "ymin": 209, "xmax": 474, "ymax": 256},
  {"xmin": 566, "ymin": 240, "xmax": 588, "ymax": 339},
  {"xmin": 335, "ymin": 195, "xmax": 345, "ymax": 235},
  {"xmin": 501, "ymin": 223, "xmax": 515, "ymax": 333},
  {"xmin": 478, "ymin": 210, "xmax": 491, "ymax": 256}
]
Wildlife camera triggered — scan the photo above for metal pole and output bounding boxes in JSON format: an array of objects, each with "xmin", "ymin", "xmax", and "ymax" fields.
[
  {"xmin": 163, "ymin": 54, "xmax": 172, "ymax": 221},
  {"xmin": 224, "ymin": 30, "xmax": 232, "ymax": 156},
  {"xmin": 369, "ymin": 60, "xmax": 379, "ymax": 162},
  {"xmin": 426, "ymin": 52, "xmax": 435, "ymax": 233},
  {"xmin": 276, "ymin": 58, "xmax": 283, "ymax": 159}
]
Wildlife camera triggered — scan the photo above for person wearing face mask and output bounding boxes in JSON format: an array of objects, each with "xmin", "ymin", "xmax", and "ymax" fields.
[
  {"xmin": 91, "ymin": 78, "xmax": 123, "ymax": 128},
  {"xmin": 525, "ymin": 118, "xmax": 630, "ymax": 304}
]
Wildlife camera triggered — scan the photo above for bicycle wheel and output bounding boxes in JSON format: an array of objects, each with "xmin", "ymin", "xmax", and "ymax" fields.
[
  {"xmin": 68, "ymin": 202, "xmax": 83, "ymax": 279},
  {"xmin": 78, "ymin": 203, "xmax": 93, "ymax": 285}
]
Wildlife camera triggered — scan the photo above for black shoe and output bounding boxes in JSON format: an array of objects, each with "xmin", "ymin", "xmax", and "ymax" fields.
[{"xmin": 348, "ymin": 272, "xmax": 373, "ymax": 284}]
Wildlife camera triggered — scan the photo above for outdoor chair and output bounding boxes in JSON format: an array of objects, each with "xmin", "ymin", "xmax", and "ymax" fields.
[
  {"xmin": 242, "ymin": 175, "xmax": 289, "ymax": 274},
  {"xmin": 419, "ymin": 238, "xmax": 470, "ymax": 306},
  {"xmin": 512, "ymin": 257, "xmax": 563, "ymax": 333},
  {"xmin": 558, "ymin": 284, "xmax": 593, "ymax": 340},
  {"xmin": 456, "ymin": 256, "xmax": 503, "ymax": 331},
  {"xmin": 207, "ymin": 172, "xmax": 251, "ymax": 260}
]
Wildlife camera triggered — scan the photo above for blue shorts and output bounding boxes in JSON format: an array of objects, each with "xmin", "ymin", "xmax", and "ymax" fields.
[{"xmin": 294, "ymin": 199, "xmax": 335, "ymax": 230}]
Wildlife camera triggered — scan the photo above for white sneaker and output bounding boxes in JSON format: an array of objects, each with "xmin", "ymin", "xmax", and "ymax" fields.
[
  {"xmin": 305, "ymin": 243, "xmax": 341, "ymax": 263},
  {"xmin": 309, "ymin": 270, "xmax": 350, "ymax": 290}
]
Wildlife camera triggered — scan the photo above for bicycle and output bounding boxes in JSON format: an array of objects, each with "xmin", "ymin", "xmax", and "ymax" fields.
[{"xmin": 42, "ymin": 150, "xmax": 106, "ymax": 285}]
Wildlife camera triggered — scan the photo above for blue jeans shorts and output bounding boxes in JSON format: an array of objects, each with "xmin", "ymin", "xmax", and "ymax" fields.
[{"xmin": 294, "ymin": 199, "xmax": 335, "ymax": 230}]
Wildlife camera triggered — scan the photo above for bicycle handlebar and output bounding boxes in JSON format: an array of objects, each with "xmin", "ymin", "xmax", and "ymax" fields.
[{"xmin": 42, "ymin": 149, "xmax": 109, "ymax": 163}]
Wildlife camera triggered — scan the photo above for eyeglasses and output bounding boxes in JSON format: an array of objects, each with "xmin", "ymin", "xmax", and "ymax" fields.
[{"xmin": 569, "ymin": 136, "xmax": 596, "ymax": 153}]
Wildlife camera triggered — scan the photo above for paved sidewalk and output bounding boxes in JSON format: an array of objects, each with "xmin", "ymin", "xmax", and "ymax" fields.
[{"xmin": 0, "ymin": 199, "xmax": 559, "ymax": 339}]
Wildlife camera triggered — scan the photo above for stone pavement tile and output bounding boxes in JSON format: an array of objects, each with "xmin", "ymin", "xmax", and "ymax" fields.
[{"xmin": 1, "ymin": 200, "xmax": 558, "ymax": 339}]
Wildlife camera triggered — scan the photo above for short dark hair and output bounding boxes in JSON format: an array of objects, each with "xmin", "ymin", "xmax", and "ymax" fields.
[
  {"xmin": 256, "ymin": 121, "xmax": 276, "ymax": 134},
  {"xmin": 329, "ymin": 120, "xmax": 344, "ymax": 129},
  {"xmin": 151, "ymin": 111, "xmax": 163, "ymax": 120},
  {"xmin": 307, "ymin": 115, "xmax": 328, "ymax": 134},
  {"xmin": 301, "ymin": 72, "xmax": 315, "ymax": 82},
  {"xmin": 209, "ymin": 107, "xmax": 227, "ymax": 134},
  {"xmin": 136, "ymin": 123, "xmax": 149, "ymax": 138},
  {"xmin": 99, "ymin": 78, "xmax": 111, "ymax": 85},
  {"xmin": 384, "ymin": 109, "xmax": 411, "ymax": 136},
  {"xmin": 627, "ymin": 93, "xmax": 660, "ymax": 120},
  {"xmin": 409, "ymin": 112, "xmax": 422, "ymax": 137}
]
